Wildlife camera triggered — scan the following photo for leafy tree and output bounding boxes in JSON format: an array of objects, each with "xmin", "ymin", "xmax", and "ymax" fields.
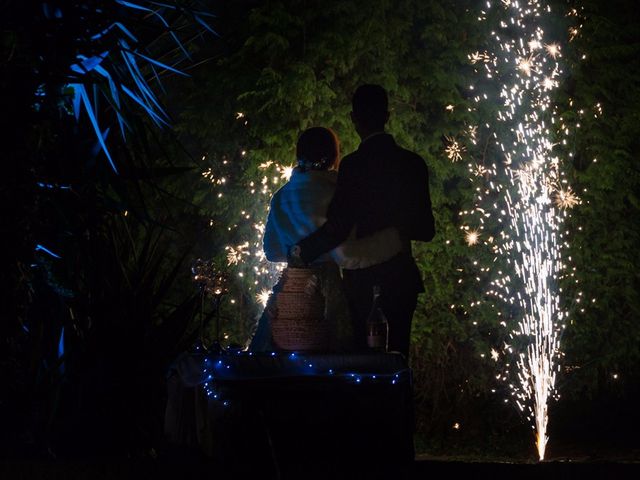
[
  {"xmin": 176, "ymin": 0, "xmax": 640, "ymax": 454},
  {"xmin": 176, "ymin": 0, "xmax": 516, "ymax": 445},
  {"xmin": 556, "ymin": 0, "xmax": 640, "ymax": 398}
]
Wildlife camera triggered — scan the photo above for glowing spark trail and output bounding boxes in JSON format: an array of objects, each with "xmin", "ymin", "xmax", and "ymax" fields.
[
  {"xmin": 465, "ymin": 229, "xmax": 481, "ymax": 246},
  {"xmin": 468, "ymin": 0, "xmax": 574, "ymax": 460},
  {"xmin": 257, "ymin": 289, "xmax": 272, "ymax": 307},
  {"xmin": 445, "ymin": 135, "xmax": 466, "ymax": 162},
  {"xmin": 553, "ymin": 187, "xmax": 579, "ymax": 210}
]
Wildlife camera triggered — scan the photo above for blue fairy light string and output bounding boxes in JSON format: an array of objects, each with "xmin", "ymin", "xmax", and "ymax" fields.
[{"xmin": 200, "ymin": 351, "xmax": 409, "ymax": 407}]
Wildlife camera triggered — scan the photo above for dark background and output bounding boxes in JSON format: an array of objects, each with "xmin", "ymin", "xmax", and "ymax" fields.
[{"xmin": 1, "ymin": 0, "xmax": 639, "ymax": 466}]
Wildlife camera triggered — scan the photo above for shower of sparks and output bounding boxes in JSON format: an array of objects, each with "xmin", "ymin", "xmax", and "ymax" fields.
[
  {"xmin": 257, "ymin": 289, "xmax": 272, "ymax": 307},
  {"xmin": 279, "ymin": 164, "xmax": 295, "ymax": 181},
  {"xmin": 465, "ymin": 229, "xmax": 481, "ymax": 246},
  {"xmin": 445, "ymin": 135, "xmax": 466, "ymax": 162},
  {"xmin": 553, "ymin": 187, "xmax": 580, "ymax": 209},
  {"xmin": 542, "ymin": 77, "xmax": 556, "ymax": 90},
  {"xmin": 202, "ymin": 147, "xmax": 288, "ymax": 326},
  {"xmin": 568, "ymin": 26, "xmax": 579, "ymax": 41},
  {"xmin": 226, "ymin": 242, "xmax": 249, "ymax": 266},
  {"xmin": 545, "ymin": 43, "xmax": 560, "ymax": 58},
  {"xmin": 469, "ymin": 51, "xmax": 491, "ymax": 64},
  {"xmin": 467, "ymin": 0, "xmax": 577, "ymax": 460},
  {"xmin": 491, "ymin": 348, "xmax": 500, "ymax": 361},
  {"xmin": 466, "ymin": 125, "xmax": 479, "ymax": 144},
  {"xmin": 517, "ymin": 54, "xmax": 536, "ymax": 76},
  {"xmin": 472, "ymin": 164, "xmax": 489, "ymax": 177}
]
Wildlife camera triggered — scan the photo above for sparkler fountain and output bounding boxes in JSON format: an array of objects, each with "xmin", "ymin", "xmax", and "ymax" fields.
[{"xmin": 465, "ymin": 0, "xmax": 578, "ymax": 460}]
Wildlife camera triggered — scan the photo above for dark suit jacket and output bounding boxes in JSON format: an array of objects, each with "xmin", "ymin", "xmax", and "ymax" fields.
[{"xmin": 298, "ymin": 133, "xmax": 435, "ymax": 279}]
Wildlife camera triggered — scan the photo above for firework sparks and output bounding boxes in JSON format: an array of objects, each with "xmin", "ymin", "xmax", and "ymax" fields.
[
  {"xmin": 279, "ymin": 164, "xmax": 295, "ymax": 181},
  {"xmin": 491, "ymin": 348, "xmax": 500, "ymax": 362},
  {"xmin": 467, "ymin": 0, "xmax": 575, "ymax": 460},
  {"xmin": 545, "ymin": 43, "xmax": 560, "ymax": 58},
  {"xmin": 466, "ymin": 125, "xmax": 479, "ymax": 144},
  {"xmin": 465, "ymin": 229, "xmax": 481, "ymax": 246},
  {"xmin": 469, "ymin": 51, "xmax": 491, "ymax": 64},
  {"xmin": 472, "ymin": 163, "xmax": 489, "ymax": 177},
  {"xmin": 202, "ymin": 142, "xmax": 289, "ymax": 329},
  {"xmin": 528, "ymin": 39, "xmax": 542, "ymax": 51},
  {"xmin": 445, "ymin": 135, "xmax": 466, "ymax": 162},
  {"xmin": 568, "ymin": 26, "xmax": 579, "ymax": 41},
  {"xmin": 553, "ymin": 187, "xmax": 579, "ymax": 209},
  {"xmin": 257, "ymin": 289, "xmax": 271, "ymax": 307},
  {"xmin": 517, "ymin": 54, "xmax": 536, "ymax": 76},
  {"xmin": 542, "ymin": 77, "xmax": 556, "ymax": 90},
  {"xmin": 225, "ymin": 242, "xmax": 250, "ymax": 266}
]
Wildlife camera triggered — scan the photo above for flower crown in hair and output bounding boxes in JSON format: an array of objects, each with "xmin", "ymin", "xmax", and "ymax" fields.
[{"xmin": 297, "ymin": 156, "xmax": 329, "ymax": 172}]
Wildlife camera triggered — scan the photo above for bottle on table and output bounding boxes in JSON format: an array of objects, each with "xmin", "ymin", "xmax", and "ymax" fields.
[{"xmin": 366, "ymin": 285, "xmax": 388, "ymax": 352}]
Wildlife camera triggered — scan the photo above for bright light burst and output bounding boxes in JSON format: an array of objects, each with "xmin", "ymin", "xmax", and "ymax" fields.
[
  {"xmin": 468, "ymin": 0, "xmax": 576, "ymax": 460},
  {"xmin": 469, "ymin": 51, "xmax": 491, "ymax": 64},
  {"xmin": 445, "ymin": 135, "xmax": 466, "ymax": 162},
  {"xmin": 257, "ymin": 289, "xmax": 272, "ymax": 307},
  {"xmin": 225, "ymin": 242, "xmax": 249, "ymax": 265},
  {"xmin": 472, "ymin": 163, "xmax": 489, "ymax": 177},
  {"xmin": 553, "ymin": 186, "xmax": 580, "ymax": 210},
  {"xmin": 517, "ymin": 54, "xmax": 536, "ymax": 76},
  {"xmin": 279, "ymin": 164, "xmax": 295, "ymax": 181},
  {"xmin": 545, "ymin": 43, "xmax": 560, "ymax": 58},
  {"xmin": 491, "ymin": 348, "xmax": 500, "ymax": 362},
  {"xmin": 465, "ymin": 228, "xmax": 481, "ymax": 246}
]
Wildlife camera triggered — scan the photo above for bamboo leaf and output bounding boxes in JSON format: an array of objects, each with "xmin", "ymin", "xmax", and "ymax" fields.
[{"xmin": 72, "ymin": 83, "xmax": 118, "ymax": 173}]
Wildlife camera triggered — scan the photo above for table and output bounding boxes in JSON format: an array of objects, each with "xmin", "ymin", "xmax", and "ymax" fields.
[{"xmin": 165, "ymin": 350, "xmax": 414, "ymax": 477}]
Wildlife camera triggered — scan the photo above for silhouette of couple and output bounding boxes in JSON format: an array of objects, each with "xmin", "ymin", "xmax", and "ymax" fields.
[{"xmin": 250, "ymin": 84, "xmax": 435, "ymax": 359}]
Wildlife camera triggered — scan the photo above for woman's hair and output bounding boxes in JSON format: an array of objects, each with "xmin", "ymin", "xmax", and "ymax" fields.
[{"xmin": 296, "ymin": 127, "xmax": 340, "ymax": 172}]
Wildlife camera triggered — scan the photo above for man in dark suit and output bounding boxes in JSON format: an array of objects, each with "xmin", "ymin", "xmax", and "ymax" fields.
[{"xmin": 290, "ymin": 84, "xmax": 435, "ymax": 358}]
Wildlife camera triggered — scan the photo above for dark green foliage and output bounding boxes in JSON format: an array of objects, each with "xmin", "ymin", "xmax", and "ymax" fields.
[
  {"xmin": 175, "ymin": 0, "xmax": 640, "ymax": 455},
  {"xmin": 555, "ymin": 0, "xmax": 640, "ymax": 397},
  {"xmin": 176, "ymin": 0, "xmax": 512, "ymax": 446}
]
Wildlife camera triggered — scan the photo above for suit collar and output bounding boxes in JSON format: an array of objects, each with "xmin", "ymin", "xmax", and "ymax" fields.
[
  {"xmin": 360, "ymin": 131, "xmax": 386, "ymax": 144},
  {"xmin": 358, "ymin": 132, "xmax": 395, "ymax": 151}
]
